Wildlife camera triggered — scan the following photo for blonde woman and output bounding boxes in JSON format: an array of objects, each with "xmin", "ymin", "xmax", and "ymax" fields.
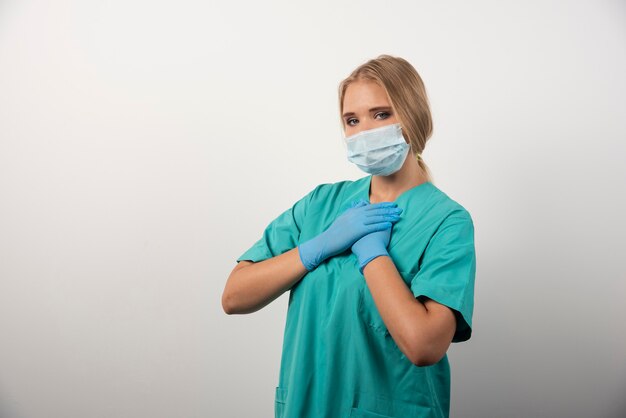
[{"xmin": 223, "ymin": 54, "xmax": 476, "ymax": 418}]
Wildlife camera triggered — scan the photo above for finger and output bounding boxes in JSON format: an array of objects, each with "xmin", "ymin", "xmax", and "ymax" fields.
[
  {"xmin": 364, "ymin": 202, "xmax": 398, "ymax": 210},
  {"xmin": 362, "ymin": 214, "xmax": 401, "ymax": 225},
  {"xmin": 365, "ymin": 222, "xmax": 392, "ymax": 234},
  {"xmin": 351, "ymin": 199, "xmax": 368, "ymax": 208},
  {"xmin": 365, "ymin": 206, "xmax": 403, "ymax": 217}
]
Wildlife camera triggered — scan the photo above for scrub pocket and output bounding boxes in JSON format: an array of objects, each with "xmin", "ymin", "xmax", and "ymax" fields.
[
  {"xmin": 274, "ymin": 386, "xmax": 287, "ymax": 418},
  {"xmin": 350, "ymin": 390, "xmax": 435, "ymax": 418}
]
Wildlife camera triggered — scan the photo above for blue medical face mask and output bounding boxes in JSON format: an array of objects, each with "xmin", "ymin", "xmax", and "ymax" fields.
[{"xmin": 343, "ymin": 123, "xmax": 410, "ymax": 176}]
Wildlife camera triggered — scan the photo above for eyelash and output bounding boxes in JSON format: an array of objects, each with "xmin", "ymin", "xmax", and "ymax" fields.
[{"xmin": 346, "ymin": 112, "xmax": 390, "ymax": 126}]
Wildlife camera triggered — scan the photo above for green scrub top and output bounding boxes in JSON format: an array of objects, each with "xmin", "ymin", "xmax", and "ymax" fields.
[{"xmin": 236, "ymin": 174, "xmax": 476, "ymax": 418}]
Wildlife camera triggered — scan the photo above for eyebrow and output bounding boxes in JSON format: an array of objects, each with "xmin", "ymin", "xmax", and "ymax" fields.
[{"xmin": 342, "ymin": 106, "xmax": 391, "ymax": 118}]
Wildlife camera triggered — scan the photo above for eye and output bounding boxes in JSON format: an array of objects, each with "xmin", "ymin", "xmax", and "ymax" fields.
[
  {"xmin": 346, "ymin": 118, "xmax": 357, "ymax": 126},
  {"xmin": 375, "ymin": 111, "xmax": 390, "ymax": 119}
]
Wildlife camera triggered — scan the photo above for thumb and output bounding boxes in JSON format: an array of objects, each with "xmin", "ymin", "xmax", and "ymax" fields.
[{"xmin": 350, "ymin": 198, "xmax": 368, "ymax": 208}]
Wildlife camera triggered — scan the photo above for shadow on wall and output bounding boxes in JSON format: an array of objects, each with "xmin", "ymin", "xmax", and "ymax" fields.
[
  {"xmin": 0, "ymin": 389, "xmax": 26, "ymax": 418},
  {"xmin": 609, "ymin": 382, "xmax": 626, "ymax": 418}
]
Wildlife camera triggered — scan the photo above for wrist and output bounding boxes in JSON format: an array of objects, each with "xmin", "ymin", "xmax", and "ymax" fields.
[
  {"xmin": 297, "ymin": 241, "xmax": 316, "ymax": 272},
  {"xmin": 298, "ymin": 232, "xmax": 328, "ymax": 272},
  {"xmin": 358, "ymin": 250, "xmax": 389, "ymax": 274}
]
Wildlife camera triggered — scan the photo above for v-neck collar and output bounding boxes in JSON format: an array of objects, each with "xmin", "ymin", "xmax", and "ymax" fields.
[{"xmin": 360, "ymin": 174, "xmax": 434, "ymax": 204}]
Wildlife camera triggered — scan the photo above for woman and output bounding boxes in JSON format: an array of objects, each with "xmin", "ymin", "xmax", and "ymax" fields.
[{"xmin": 222, "ymin": 54, "xmax": 476, "ymax": 418}]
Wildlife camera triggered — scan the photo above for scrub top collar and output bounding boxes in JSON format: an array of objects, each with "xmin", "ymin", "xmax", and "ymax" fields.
[{"xmin": 361, "ymin": 174, "xmax": 434, "ymax": 204}]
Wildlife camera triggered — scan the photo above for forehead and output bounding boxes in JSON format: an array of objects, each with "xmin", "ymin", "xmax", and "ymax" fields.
[{"xmin": 343, "ymin": 80, "xmax": 390, "ymax": 111}]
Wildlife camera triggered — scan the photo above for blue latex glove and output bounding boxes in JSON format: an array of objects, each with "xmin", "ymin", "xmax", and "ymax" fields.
[
  {"xmin": 351, "ymin": 224, "xmax": 393, "ymax": 274},
  {"xmin": 297, "ymin": 199, "xmax": 402, "ymax": 271}
]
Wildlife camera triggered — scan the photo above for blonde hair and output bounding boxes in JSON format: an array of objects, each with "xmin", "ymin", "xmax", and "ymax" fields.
[{"xmin": 338, "ymin": 54, "xmax": 434, "ymax": 183}]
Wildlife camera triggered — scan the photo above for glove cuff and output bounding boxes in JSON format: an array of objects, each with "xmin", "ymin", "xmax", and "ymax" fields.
[
  {"xmin": 298, "ymin": 234, "xmax": 328, "ymax": 272},
  {"xmin": 297, "ymin": 242, "xmax": 314, "ymax": 272}
]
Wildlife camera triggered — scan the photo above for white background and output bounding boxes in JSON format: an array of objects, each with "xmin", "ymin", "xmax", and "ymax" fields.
[{"xmin": 1, "ymin": 0, "xmax": 625, "ymax": 417}]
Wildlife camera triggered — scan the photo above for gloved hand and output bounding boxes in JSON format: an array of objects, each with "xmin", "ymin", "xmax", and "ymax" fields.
[
  {"xmin": 351, "ymin": 225, "xmax": 393, "ymax": 274},
  {"xmin": 297, "ymin": 199, "xmax": 402, "ymax": 271}
]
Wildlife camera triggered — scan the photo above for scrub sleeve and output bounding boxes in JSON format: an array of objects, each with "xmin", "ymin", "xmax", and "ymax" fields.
[{"xmin": 410, "ymin": 212, "xmax": 476, "ymax": 343}]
